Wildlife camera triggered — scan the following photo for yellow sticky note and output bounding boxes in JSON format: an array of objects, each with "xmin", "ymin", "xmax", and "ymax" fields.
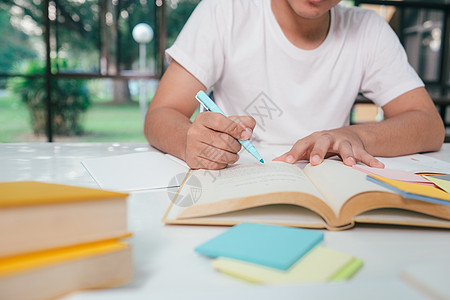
[
  {"xmin": 212, "ymin": 246, "xmax": 362, "ymax": 284},
  {"xmin": 424, "ymin": 175, "xmax": 450, "ymax": 194}
]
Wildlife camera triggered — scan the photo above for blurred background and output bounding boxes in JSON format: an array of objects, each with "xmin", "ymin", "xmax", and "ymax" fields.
[{"xmin": 0, "ymin": 0, "xmax": 448, "ymax": 143}]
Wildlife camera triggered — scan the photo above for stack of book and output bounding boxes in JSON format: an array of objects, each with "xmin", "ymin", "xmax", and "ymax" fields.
[
  {"xmin": 195, "ymin": 223, "xmax": 363, "ymax": 284},
  {"xmin": 0, "ymin": 181, "xmax": 132, "ymax": 299}
]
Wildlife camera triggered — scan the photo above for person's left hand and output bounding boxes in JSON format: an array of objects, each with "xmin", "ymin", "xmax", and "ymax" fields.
[{"xmin": 273, "ymin": 127, "xmax": 385, "ymax": 168}]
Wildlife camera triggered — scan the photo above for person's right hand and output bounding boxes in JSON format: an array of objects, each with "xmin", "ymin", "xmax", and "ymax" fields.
[{"xmin": 185, "ymin": 112, "xmax": 256, "ymax": 169}]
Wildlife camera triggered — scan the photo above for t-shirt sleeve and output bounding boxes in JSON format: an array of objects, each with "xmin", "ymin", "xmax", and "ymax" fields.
[
  {"xmin": 165, "ymin": 0, "xmax": 227, "ymax": 89},
  {"xmin": 360, "ymin": 12, "xmax": 424, "ymax": 107}
]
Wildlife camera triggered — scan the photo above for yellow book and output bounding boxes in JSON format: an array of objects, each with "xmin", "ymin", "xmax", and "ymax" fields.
[
  {"xmin": 163, "ymin": 160, "xmax": 450, "ymax": 230},
  {"xmin": 211, "ymin": 246, "xmax": 363, "ymax": 284},
  {"xmin": 0, "ymin": 181, "xmax": 129, "ymax": 258},
  {"xmin": 0, "ymin": 239, "xmax": 133, "ymax": 300}
]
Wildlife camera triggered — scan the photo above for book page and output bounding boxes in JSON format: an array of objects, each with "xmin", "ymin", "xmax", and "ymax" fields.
[
  {"xmin": 189, "ymin": 162, "xmax": 325, "ymax": 205},
  {"xmin": 165, "ymin": 204, "xmax": 328, "ymax": 229},
  {"xmin": 354, "ymin": 208, "xmax": 450, "ymax": 227},
  {"xmin": 303, "ymin": 159, "xmax": 390, "ymax": 215}
]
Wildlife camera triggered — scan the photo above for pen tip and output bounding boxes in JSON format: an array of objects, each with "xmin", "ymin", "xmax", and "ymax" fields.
[{"xmin": 260, "ymin": 159, "xmax": 264, "ymax": 163}]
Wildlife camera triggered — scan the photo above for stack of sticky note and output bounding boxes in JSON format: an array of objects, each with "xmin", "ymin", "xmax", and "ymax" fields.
[
  {"xmin": 195, "ymin": 223, "xmax": 363, "ymax": 284},
  {"xmin": 0, "ymin": 181, "xmax": 133, "ymax": 300},
  {"xmin": 353, "ymin": 165, "xmax": 450, "ymax": 206}
]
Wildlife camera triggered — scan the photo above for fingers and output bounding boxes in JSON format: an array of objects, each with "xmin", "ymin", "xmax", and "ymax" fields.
[
  {"xmin": 196, "ymin": 112, "xmax": 253, "ymax": 141},
  {"xmin": 273, "ymin": 153, "xmax": 297, "ymax": 163},
  {"xmin": 187, "ymin": 143, "xmax": 239, "ymax": 170},
  {"xmin": 355, "ymin": 150, "xmax": 384, "ymax": 168},
  {"xmin": 229, "ymin": 115, "xmax": 256, "ymax": 136},
  {"xmin": 200, "ymin": 130, "xmax": 242, "ymax": 154},
  {"xmin": 308, "ymin": 133, "xmax": 333, "ymax": 166},
  {"xmin": 189, "ymin": 157, "xmax": 227, "ymax": 170},
  {"xmin": 273, "ymin": 129, "xmax": 385, "ymax": 168},
  {"xmin": 185, "ymin": 136, "xmax": 240, "ymax": 169},
  {"xmin": 186, "ymin": 112, "xmax": 255, "ymax": 169},
  {"xmin": 273, "ymin": 140, "xmax": 311, "ymax": 164},
  {"xmin": 332, "ymin": 140, "xmax": 355, "ymax": 167},
  {"xmin": 308, "ymin": 134, "xmax": 384, "ymax": 168}
]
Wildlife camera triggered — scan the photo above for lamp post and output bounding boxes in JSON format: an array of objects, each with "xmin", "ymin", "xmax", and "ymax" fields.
[{"xmin": 132, "ymin": 23, "xmax": 154, "ymax": 121}]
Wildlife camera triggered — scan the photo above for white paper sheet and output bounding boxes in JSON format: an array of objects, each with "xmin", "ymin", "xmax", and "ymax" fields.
[
  {"xmin": 81, "ymin": 151, "xmax": 189, "ymax": 192},
  {"xmin": 376, "ymin": 154, "xmax": 450, "ymax": 173}
]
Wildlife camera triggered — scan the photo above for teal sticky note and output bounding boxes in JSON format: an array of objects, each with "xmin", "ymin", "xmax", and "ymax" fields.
[{"xmin": 195, "ymin": 223, "xmax": 324, "ymax": 270}]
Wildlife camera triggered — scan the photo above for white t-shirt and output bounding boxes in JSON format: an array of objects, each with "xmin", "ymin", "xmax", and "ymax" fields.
[{"xmin": 166, "ymin": 0, "xmax": 423, "ymax": 144}]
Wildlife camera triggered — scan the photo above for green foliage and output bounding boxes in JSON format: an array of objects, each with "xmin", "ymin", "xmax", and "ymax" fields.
[
  {"xmin": 8, "ymin": 60, "xmax": 91, "ymax": 136},
  {"xmin": 0, "ymin": 9, "xmax": 36, "ymax": 80},
  {"xmin": 81, "ymin": 103, "xmax": 147, "ymax": 142},
  {"xmin": 166, "ymin": 0, "xmax": 200, "ymax": 47},
  {"xmin": 1, "ymin": 0, "xmax": 201, "ymax": 73},
  {"xmin": 0, "ymin": 92, "xmax": 30, "ymax": 142},
  {"xmin": 0, "ymin": 92, "xmax": 147, "ymax": 142}
]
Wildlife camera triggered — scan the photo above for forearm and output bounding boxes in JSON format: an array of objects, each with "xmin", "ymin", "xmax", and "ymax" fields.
[
  {"xmin": 274, "ymin": 98, "xmax": 445, "ymax": 168},
  {"xmin": 349, "ymin": 109, "xmax": 445, "ymax": 157},
  {"xmin": 144, "ymin": 106, "xmax": 192, "ymax": 161}
]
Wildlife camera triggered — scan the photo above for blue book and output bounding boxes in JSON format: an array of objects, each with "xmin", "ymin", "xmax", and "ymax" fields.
[{"xmin": 195, "ymin": 223, "xmax": 323, "ymax": 271}]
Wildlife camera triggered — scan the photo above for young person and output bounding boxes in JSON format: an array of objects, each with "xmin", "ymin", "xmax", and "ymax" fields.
[{"xmin": 144, "ymin": 0, "xmax": 445, "ymax": 170}]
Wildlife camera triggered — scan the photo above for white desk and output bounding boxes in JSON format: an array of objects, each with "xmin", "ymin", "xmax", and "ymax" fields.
[{"xmin": 1, "ymin": 143, "xmax": 449, "ymax": 300}]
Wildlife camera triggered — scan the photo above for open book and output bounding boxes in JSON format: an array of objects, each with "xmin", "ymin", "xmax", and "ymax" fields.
[{"xmin": 163, "ymin": 160, "xmax": 450, "ymax": 230}]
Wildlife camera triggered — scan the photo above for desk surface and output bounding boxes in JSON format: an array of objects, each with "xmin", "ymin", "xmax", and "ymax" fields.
[{"xmin": 1, "ymin": 143, "xmax": 449, "ymax": 300}]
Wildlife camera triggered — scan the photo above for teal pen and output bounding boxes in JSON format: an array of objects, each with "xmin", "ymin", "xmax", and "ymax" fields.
[{"xmin": 195, "ymin": 90, "xmax": 264, "ymax": 163}]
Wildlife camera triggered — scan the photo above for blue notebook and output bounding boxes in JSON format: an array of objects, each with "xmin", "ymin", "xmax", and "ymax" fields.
[{"xmin": 195, "ymin": 223, "xmax": 324, "ymax": 271}]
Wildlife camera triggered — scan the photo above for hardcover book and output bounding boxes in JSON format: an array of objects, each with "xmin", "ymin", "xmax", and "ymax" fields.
[
  {"xmin": 0, "ymin": 181, "xmax": 129, "ymax": 257},
  {"xmin": 163, "ymin": 160, "xmax": 450, "ymax": 230}
]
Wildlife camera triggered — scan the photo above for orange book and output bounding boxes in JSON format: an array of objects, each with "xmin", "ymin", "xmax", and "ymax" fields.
[
  {"xmin": 0, "ymin": 181, "xmax": 129, "ymax": 258},
  {"xmin": 0, "ymin": 239, "xmax": 132, "ymax": 300}
]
